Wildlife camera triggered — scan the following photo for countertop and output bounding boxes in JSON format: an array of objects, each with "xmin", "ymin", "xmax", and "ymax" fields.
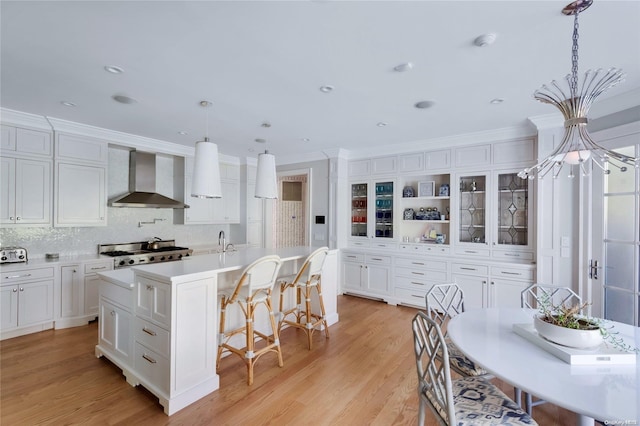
[
  {"xmin": 97, "ymin": 268, "xmax": 135, "ymax": 289},
  {"xmin": 0, "ymin": 254, "xmax": 110, "ymax": 272},
  {"xmin": 132, "ymin": 246, "xmax": 332, "ymax": 284}
]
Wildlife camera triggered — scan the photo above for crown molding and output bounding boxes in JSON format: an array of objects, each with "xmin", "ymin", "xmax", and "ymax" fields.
[
  {"xmin": 0, "ymin": 108, "xmax": 53, "ymax": 131},
  {"xmin": 527, "ymin": 114, "xmax": 564, "ymax": 131},
  {"xmin": 275, "ymin": 147, "xmax": 348, "ymax": 166},
  {"xmin": 346, "ymin": 124, "xmax": 536, "ymax": 160}
]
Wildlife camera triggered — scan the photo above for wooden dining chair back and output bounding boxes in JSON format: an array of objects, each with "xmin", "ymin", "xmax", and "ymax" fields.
[
  {"xmin": 517, "ymin": 283, "xmax": 582, "ymax": 414},
  {"xmin": 217, "ymin": 255, "xmax": 283, "ymax": 385},
  {"xmin": 425, "ymin": 283, "xmax": 488, "ymax": 378},
  {"xmin": 412, "ymin": 312, "xmax": 537, "ymax": 426},
  {"xmin": 278, "ymin": 247, "xmax": 330, "ymax": 349}
]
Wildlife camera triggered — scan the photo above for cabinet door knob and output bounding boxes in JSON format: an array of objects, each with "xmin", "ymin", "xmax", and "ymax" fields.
[
  {"xmin": 19, "ymin": 287, "xmax": 24, "ymax": 291},
  {"xmin": 12, "ymin": 288, "xmax": 17, "ymax": 292},
  {"xmin": 110, "ymin": 310, "xmax": 115, "ymax": 316}
]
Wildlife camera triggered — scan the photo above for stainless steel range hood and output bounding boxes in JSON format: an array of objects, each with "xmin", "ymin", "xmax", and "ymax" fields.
[{"xmin": 108, "ymin": 151, "xmax": 189, "ymax": 208}]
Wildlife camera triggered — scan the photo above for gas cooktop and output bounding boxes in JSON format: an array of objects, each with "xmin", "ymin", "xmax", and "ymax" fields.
[{"xmin": 99, "ymin": 240, "xmax": 192, "ymax": 268}]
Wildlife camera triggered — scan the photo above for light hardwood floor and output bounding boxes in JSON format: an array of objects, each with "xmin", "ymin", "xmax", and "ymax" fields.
[{"xmin": 1, "ymin": 295, "xmax": 576, "ymax": 425}]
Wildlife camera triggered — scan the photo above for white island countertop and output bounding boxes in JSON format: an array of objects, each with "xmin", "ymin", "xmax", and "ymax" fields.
[
  {"xmin": 97, "ymin": 268, "xmax": 135, "ymax": 289},
  {"xmin": 131, "ymin": 246, "xmax": 329, "ymax": 284}
]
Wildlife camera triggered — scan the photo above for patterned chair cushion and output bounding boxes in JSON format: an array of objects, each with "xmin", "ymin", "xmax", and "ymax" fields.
[
  {"xmin": 445, "ymin": 337, "xmax": 488, "ymax": 377},
  {"xmin": 427, "ymin": 376, "xmax": 537, "ymax": 426}
]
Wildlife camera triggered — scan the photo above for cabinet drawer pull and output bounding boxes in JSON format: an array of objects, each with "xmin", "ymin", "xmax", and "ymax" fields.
[
  {"xmin": 411, "ymin": 281, "xmax": 425, "ymax": 286},
  {"xmin": 501, "ymin": 271, "xmax": 522, "ymax": 276},
  {"xmin": 146, "ymin": 285, "xmax": 154, "ymax": 291},
  {"xmin": 346, "ymin": 255, "xmax": 357, "ymax": 259},
  {"xmin": 503, "ymin": 253, "xmax": 520, "ymax": 257},
  {"xmin": 110, "ymin": 310, "xmax": 115, "ymax": 316},
  {"xmin": 4, "ymin": 273, "xmax": 31, "ymax": 279},
  {"xmin": 90, "ymin": 266, "xmax": 107, "ymax": 270},
  {"xmin": 142, "ymin": 353, "xmax": 157, "ymax": 364},
  {"xmin": 464, "ymin": 250, "xmax": 478, "ymax": 254},
  {"xmin": 370, "ymin": 257, "xmax": 383, "ymax": 261},
  {"xmin": 411, "ymin": 272, "xmax": 424, "ymax": 276},
  {"xmin": 411, "ymin": 262, "xmax": 425, "ymax": 265},
  {"xmin": 142, "ymin": 327, "xmax": 157, "ymax": 336},
  {"xmin": 412, "ymin": 294, "xmax": 423, "ymax": 299},
  {"xmin": 460, "ymin": 267, "xmax": 477, "ymax": 271}
]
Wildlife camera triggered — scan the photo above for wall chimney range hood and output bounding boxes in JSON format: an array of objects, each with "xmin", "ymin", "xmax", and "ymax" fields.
[{"xmin": 108, "ymin": 151, "xmax": 189, "ymax": 209}]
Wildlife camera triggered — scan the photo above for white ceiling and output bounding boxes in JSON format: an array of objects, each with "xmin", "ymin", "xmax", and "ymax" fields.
[{"xmin": 1, "ymin": 1, "xmax": 639, "ymax": 161}]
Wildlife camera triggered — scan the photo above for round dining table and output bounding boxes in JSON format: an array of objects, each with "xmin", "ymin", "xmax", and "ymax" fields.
[{"xmin": 447, "ymin": 308, "xmax": 639, "ymax": 426}]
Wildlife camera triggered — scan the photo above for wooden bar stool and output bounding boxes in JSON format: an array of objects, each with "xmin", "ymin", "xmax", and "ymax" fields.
[
  {"xmin": 217, "ymin": 255, "xmax": 283, "ymax": 385},
  {"xmin": 277, "ymin": 247, "xmax": 329, "ymax": 349}
]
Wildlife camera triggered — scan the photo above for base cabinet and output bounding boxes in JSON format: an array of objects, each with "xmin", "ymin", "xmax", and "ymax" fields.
[
  {"xmin": 100, "ymin": 298, "xmax": 132, "ymax": 364},
  {"xmin": 341, "ymin": 252, "xmax": 391, "ymax": 297},
  {"xmin": 1, "ymin": 266, "xmax": 55, "ymax": 339}
]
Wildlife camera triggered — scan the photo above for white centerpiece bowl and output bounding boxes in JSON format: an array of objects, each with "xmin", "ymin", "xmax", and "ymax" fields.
[{"xmin": 533, "ymin": 315, "xmax": 603, "ymax": 349}]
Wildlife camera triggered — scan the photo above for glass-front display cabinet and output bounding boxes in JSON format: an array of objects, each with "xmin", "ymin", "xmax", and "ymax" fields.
[
  {"xmin": 496, "ymin": 172, "xmax": 528, "ymax": 247},
  {"xmin": 350, "ymin": 183, "xmax": 368, "ymax": 237},
  {"xmin": 458, "ymin": 175, "xmax": 487, "ymax": 244},
  {"xmin": 350, "ymin": 180, "xmax": 395, "ymax": 239}
]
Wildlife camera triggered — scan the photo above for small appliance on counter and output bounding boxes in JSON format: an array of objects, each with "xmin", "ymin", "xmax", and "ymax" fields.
[{"xmin": 0, "ymin": 247, "xmax": 28, "ymax": 264}]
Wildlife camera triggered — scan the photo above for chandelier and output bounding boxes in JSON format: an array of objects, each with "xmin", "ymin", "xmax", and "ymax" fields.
[{"xmin": 519, "ymin": 0, "xmax": 638, "ymax": 180}]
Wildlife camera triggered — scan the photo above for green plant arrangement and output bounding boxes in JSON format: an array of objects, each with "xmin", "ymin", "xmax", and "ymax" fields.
[{"xmin": 537, "ymin": 295, "xmax": 639, "ymax": 353}]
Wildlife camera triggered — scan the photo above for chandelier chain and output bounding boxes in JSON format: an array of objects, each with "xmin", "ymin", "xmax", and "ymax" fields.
[{"xmin": 570, "ymin": 11, "xmax": 580, "ymax": 95}]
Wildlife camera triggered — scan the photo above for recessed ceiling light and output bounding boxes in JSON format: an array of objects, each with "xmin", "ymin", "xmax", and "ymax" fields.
[
  {"xmin": 319, "ymin": 85, "xmax": 334, "ymax": 93},
  {"xmin": 260, "ymin": 122, "xmax": 271, "ymax": 128},
  {"xmin": 302, "ymin": 138, "xmax": 310, "ymax": 142},
  {"xmin": 112, "ymin": 94, "xmax": 137, "ymax": 104},
  {"xmin": 255, "ymin": 138, "xmax": 266, "ymax": 143},
  {"xmin": 473, "ymin": 33, "xmax": 497, "ymax": 47},
  {"xmin": 178, "ymin": 131, "xmax": 188, "ymax": 136},
  {"xmin": 60, "ymin": 101, "xmax": 76, "ymax": 107},
  {"xmin": 104, "ymin": 65, "xmax": 124, "ymax": 74},
  {"xmin": 415, "ymin": 100, "xmax": 435, "ymax": 109},
  {"xmin": 377, "ymin": 122, "xmax": 388, "ymax": 127},
  {"xmin": 199, "ymin": 100, "xmax": 212, "ymax": 108},
  {"xmin": 394, "ymin": 62, "xmax": 414, "ymax": 72},
  {"xmin": 490, "ymin": 98, "xmax": 505, "ymax": 104}
]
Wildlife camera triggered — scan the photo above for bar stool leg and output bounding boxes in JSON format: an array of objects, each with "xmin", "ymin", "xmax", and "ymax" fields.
[
  {"xmin": 245, "ymin": 301, "xmax": 255, "ymax": 386},
  {"xmin": 266, "ymin": 296, "xmax": 284, "ymax": 368},
  {"xmin": 316, "ymin": 279, "xmax": 329, "ymax": 340},
  {"xmin": 216, "ymin": 297, "xmax": 228, "ymax": 372}
]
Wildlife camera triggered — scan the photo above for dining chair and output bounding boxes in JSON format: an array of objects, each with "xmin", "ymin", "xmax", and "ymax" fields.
[
  {"xmin": 412, "ymin": 311, "xmax": 538, "ymax": 426},
  {"xmin": 217, "ymin": 255, "xmax": 283, "ymax": 385},
  {"xmin": 277, "ymin": 246, "xmax": 330, "ymax": 349},
  {"xmin": 425, "ymin": 283, "xmax": 489, "ymax": 378},
  {"xmin": 517, "ymin": 283, "xmax": 582, "ymax": 414}
]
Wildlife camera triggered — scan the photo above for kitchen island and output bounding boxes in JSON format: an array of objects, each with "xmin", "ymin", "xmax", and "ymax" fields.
[{"xmin": 95, "ymin": 246, "xmax": 339, "ymax": 415}]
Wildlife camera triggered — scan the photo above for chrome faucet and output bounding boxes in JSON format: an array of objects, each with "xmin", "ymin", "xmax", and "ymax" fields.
[{"xmin": 218, "ymin": 230, "xmax": 226, "ymax": 252}]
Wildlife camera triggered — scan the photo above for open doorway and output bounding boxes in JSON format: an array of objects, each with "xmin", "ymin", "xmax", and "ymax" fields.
[{"xmin": 268, "ymin": 169, "xmax": 311, "ymax": 248}]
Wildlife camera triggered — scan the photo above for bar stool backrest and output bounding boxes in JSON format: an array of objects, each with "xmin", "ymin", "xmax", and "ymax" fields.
[
  {"xmin": 231, "ymin": 255, "xmax": 282, "ymax": 301},
  {"xmin": 292, "ymin": 247, "xmax": 329, "ymax": 285}
]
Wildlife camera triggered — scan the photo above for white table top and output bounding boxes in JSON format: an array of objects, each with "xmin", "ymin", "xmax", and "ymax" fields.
[{"xmin": 447, "ymin": 308, "xmax": 639, "ymax": 424}]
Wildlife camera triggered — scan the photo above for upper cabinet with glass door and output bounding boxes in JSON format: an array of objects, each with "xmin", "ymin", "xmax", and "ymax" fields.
[
  {"xmin": 349, "ymin": 180, "xmax": 396, "ymax": 242},
  {"xmin": 495, "ymin": 172, "xmax": 529, "ymax": 248},
  {"xmin": 458, "ymin": 174, "xmax": 487, "ymax": 246}
]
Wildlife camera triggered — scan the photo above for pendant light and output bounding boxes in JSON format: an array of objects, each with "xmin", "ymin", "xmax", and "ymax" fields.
[
  {"xmin": 519, "ymin": 0, "xmax": 638, "ymax": 180},
  {"xmin": 255, "ymin": 149, "xmax": 278, "ymax": 199},
  {"xmin": 191, "ymin": 101, "xmax": 222, "ymax": 198}
]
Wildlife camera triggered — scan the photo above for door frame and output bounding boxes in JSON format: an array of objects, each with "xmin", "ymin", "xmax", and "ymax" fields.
[{"xmin": 265, "ymin": 168, "xmax": 312, "ymax": 248}]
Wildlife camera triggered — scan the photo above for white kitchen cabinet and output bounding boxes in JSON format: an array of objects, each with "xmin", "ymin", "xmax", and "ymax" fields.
[
  {"xmin": 135, "ymin": 276, "xmax": 171, "ymax": 327},
  {"xmin": 55, "ymin": 162, "xmax": 106, "ymax": 226},
  {"xmin": 99, "ymin": 293, "xmax": 133, "ymax": 366},
  {"xmin": 212, "ymin": 180, "xmax": 240, "ymax": 224},
  {"xmin": 454, "ymin": 144, "xmax": 491, "ymax": 168},
  {"xmin": 398, "ymin": 153, "xmax": 424, "ymax": 173},
  {"xmin": 341, "ymin": 252, "xmax": 391, "ymax": 297},
  {"xmin": 54, "ymin": 133, "xmax": 108, "ymax": 227},
  {"xmin": 452, "ymin": 261, "xmax": 534, "ymax": 309},
  {"xmin": 1, "ymin": 125, "xmax": 52, "ymax": 156},
  {"xmin": 183, "ymin": 175, "xmax": 215, "ymax": 224},
  {"xmin": 84, "ymin": 260, "xmax": 113, "ymax": 318},
  {"xmin": 60, "ymin": 265, "xmax": 81, "ymax": 319},
  {"xmin": 349, "ymin": 179, "xmax": 397, "ymax": 241},
  {"xmin": 1, "ymin": 266, "xmax": 55, "ymax": 339},
  {"xmin": 0, "ymin": 157, "xmax": 52, "ymax": 226},
  {"xmin": 392, "ymin": 256, "xmax": 449, "ymax": 308}
]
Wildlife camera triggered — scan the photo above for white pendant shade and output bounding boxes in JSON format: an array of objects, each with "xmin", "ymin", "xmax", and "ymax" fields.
[
  {"xmin": 255, "ymin": 151, "xmax": 278, "ymax": 199},
  {"xmin": 191, "ymin": 137, "xmax": 222, "ymax": 198}
]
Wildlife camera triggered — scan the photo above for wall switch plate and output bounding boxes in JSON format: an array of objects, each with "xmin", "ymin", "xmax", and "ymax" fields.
[{"xmin": 561, "ymin": 236, "xmax": 570, "ymax": 247}]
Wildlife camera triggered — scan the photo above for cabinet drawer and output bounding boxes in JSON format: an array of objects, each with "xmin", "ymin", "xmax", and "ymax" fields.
[
  {"xmin": 492, "ymin": 250, "xmax": 534, "ymax": 261},
  {"xmin": 395, "ymin": 287, "xmax": 428, "ymax": 306},
  {"xmin": 84, "ymin": 261, "xmax": 112, "ymax": 274},
  {"xmin": 395, "ymin": 257, "xmax": 447, "ymax": 271},
  {"xmin": 135, "ymin": 317, "xmax": 170, "ymax": 357},
  {"xmin": 491, "ymin": 266, "xmax": 534, "ymax": 281},
  {"xmin": 100, "ymin": 282, "xmax": 132, "ymax": 310},
  {"xmin": 395, "ymin": 267, "xmax": 448, "ymax": 282},
  {"xmin": 365, "ymin": 254, "xmax": 391, "ymax": 265},
  {"xmin": 348, "ymin": 240, "xmax": 370, "ymax": 248},
  {"xmin": 370, "ymin": 242, "xmax": 397, "ymax": 250},
  {"xmin": 452, "ymin": 263, "xmax": 489, "ymax": 276},
  {"xmin": 455, "ymin": 247, "xmax": 491, "ymax": 257},
  {"xmin": 424, "ymin": 245, "xmax": 450, "ymax": 256},
  {"xmin": 1, "ymin": 267, "xmax": 54, "ymax": 283},
  {"xmin": 134, "ymin": 342, "xmax": 169, "ymax": 392},
  {"xmin": 342, "ymin": 252, "xmax": 365, "ymax": 263}
]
